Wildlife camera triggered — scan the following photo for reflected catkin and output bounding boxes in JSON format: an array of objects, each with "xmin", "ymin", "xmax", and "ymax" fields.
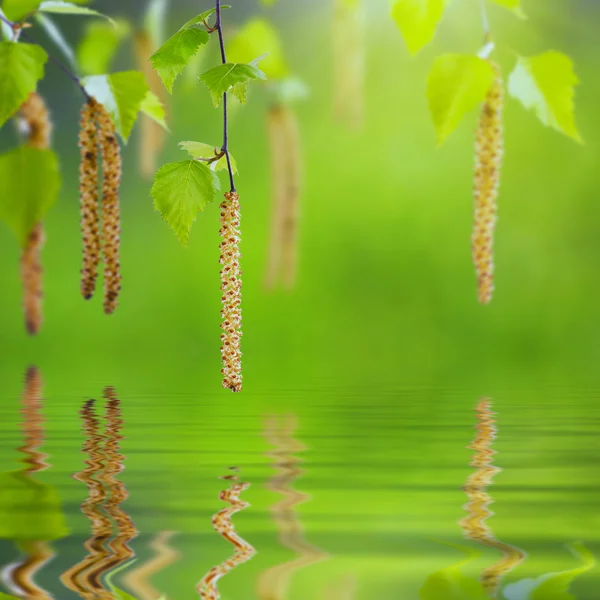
[
  {"xmin": 473, "ymin": 62, "xmax": 504, "ymax": 305},
  {"xmin": 258, "ymin": 416, "xmax": 328, "ymax": 600},
  {"xmin": 122, "ymin": 531, "xmax": 180, "ymax": 600},
  {"xmin": 79, "ymin": 99, "xmax": 101, "ymax": 301},
  {"xmin": 61, "ymin": 393, "xmax": 137, "ymax": 599},
  {"xmin": 220, "ymin": 191, "xmax": 243, "ymax": 392},
  {"xmin": 198, "ymin": 469, "xmax": 256, "ymax": 599},
  {"xmin": 460, "ymin": 399, "xmax": 526, "ymax": 598},
  {"xmin": 5, "ymin": 367, "xmax": 54, "ymax": 600}
]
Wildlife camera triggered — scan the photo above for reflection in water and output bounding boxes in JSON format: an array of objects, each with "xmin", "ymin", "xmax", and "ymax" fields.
[
  {"xmin": 321, "ymin": 574, "xmax": 358, "ymax": 600},
  {"xmin": 0, "ymin": 367, "xmax": 66, "ymax": 600},
  {"xmin": 460, "ymin": 399, "xmax": 526, "ymax": 597},
  {"xmin": 122, "ymin": 531, "xmax": 180, "ymax": 600},
  {"xmin": 198, "ymin": 468, "xmax": 256, "ymax": 599},
  {"xmin": 258, "ymin": 416, "xmax": 328, "ymax": 600},
  {"xmin": 61, "ymin": 389, "xmax": 137, "ymax": 599}
]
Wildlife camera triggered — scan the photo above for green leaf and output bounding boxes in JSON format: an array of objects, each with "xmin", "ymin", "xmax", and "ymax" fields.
[
  {"xmin": 0, "ymin": 593, "xmax": 23, "ymax": 599},
  {"xmin": 488, "ymin": 0, "xmax": 525, "ymax": 17},
  {"xmin": 77, "ymin": 18, "xmax": 130, "ymax": 76},
  {"xmin": 0, "ymin": 8, "xmax": 13, "ymax": 39},
  {"xmin": 140, "ymin": 90, "xmax": 168, "ymax": 130},
  {"xmin": 199, "ymin": 60, "xmax": 267, "ymax": 107},
  {"xmin": 532, "ymin": 543, "xmax": 595, "ymax": 600},
  {"xmin": 505, "ymin": 543, "xmax": 595, "ymax": 600},
  {"xmin": 110, "ymin": 587, "xmax": 138, "ymax": 600},
  {"xmin": 426, "ymin": 53, "xmax": 495, "ymax": 145},
  {"xmin": 227, "ymin": 18, "xmax": 289, "ymax": 80},
  {"xmin": 150, "ymin": 27, "xmax": 210, "ymax": 93},
  {"xmin": 391, "ymin": 0, "xmax": 447, "ymax": 55},
  {"xmin": 2, "ymin": 0, "xmax": 41, "ymax": 21},
  {"xmin": 38, "ymin": 1, "xmax": 114, "ymax": 23},
  {"xmin": 0, "ymin": 147, "xmax": 61, "ymax": 247},
  {"xmin": 420, "ymin": 542, "xmax": 488, "ymax": 600},
  {"xmin": 83, "ymin": 71, "xmax": 149, "ymax": 141},
  {"xmin": 508, "ymin": 51, "xmax": 581, "ymax": 142},
  {"xmin": 0, "ymin": 41, "xmax": 47, "ymax": 129},
  {"xmin": 151, "ymin": 160, "xmax": 220, "ymax": 245},
  {"xmin": 178, "ymin": 141, "xmax": 238, "ymax": 173}
]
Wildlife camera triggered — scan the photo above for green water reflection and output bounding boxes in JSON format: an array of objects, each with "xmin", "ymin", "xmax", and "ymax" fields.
[{"xmin": 0, "ymin": 368, "xmax": 598, "ymax": 599}]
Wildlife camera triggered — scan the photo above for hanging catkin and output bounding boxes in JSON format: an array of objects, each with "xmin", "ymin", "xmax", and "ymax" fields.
[
  {"xmin": 79, "ymin": 99, "xmax": 101, "ymax": 301},
  {"xmin": 265, "ymin": 105, "xmax": 302, "ymax": 291},
  {"xmin": 20, "ymin": 225, "xmax": 45, "ymax": 336},
  {"xmin": 220, "ymin": 191, "xmax": 243, "ymax": 393},
  {"xmin": 472, "ymin": 62, "xmax": 504, "ymax": 305},
  {"xmin": 332, "ymin": 0, "xmax": 365, "ymax": 129},
  {"xmin": 20, "ymin": 92, "xmax": 52, "ymax": 150},
  {"xmin": 135, "ymin": 31, "xmax": 167, "ymax": 178},
  {"xmin": 19, "ymin": 92, "xmax": 52, "ymax": 336},
  {"xmin": 96, "ymin": 103, "xmax": 122, "ymax": 315}
]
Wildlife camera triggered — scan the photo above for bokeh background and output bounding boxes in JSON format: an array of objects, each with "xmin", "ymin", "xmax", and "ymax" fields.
[
  {"xmin": 0, "ymin": 0, "xmax": 599, "ymax": 393},
  {"xmin": 0, "ymin": 1, "xmax": 600, "ymax": 599}
]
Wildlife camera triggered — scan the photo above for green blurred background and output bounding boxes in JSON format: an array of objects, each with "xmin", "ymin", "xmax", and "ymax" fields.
[
  {"xmin": 1, "ymin": 2, "xmax": 600, "ymax": 598},
  {"xmin": 0, "ymin": 0, "xmax": 599, "ymax": 393}
]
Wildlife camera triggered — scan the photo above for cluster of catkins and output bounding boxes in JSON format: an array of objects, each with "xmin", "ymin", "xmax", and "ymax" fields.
[
  {"xmin": 79, "ymin": 98, "xmax": 122, "ymax": 314},
  {"xmin": 472, "ymin": 61, "xmax": 504, "ymax": 305},
  {"xmin": 19, "ymin": 93, "xmax": 52, "ymax": 335},
  {"xmin": 219, "ymin": 192, "xmax": 243, "ymax": 393}
]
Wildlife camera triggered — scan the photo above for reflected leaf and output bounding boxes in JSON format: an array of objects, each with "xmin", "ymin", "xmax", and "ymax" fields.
[
  {"xmin": 504, "ymin": 543, "xmax": 596, "ymax": 600},
  {"xmin": 420, "ymin": 542, "xmax": 488, "ymax": 600},
  {"xmin": 0, "ymin": 472, "xmax": 69, "ymax": 541}
]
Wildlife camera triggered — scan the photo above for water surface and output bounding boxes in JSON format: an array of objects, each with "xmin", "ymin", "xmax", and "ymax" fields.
[{"xmin": 0, "ymin": 368, "xmax": 598, "ymax": 599}]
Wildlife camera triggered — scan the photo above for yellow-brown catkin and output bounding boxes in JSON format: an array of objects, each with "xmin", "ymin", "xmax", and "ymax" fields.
[
  {"xmin": 79, "ymin": 99, "xmax": 101, "ymax": 301},
  {"xmin": 20, "ymin": 92, "xmax": 52, "ymax": 149},
  {"xmin": 333, "ymin": 0, "xmax": 365, "ymax": 129},
  {"xmin": 20, "ymin": 225, "xmax": 45, "ymax": 336},
  {"xmin": 265, "ymin": 105, "xmax": 302, "ymax": 291},
  {"xmin": 135, "ymin": 31, "xmax": 167, "ymax": 178},
  {"xmin": 96, "ymin": 103, "xmax": 122, "ymax": 315},
  {"xmin": 220, "ymin": 191, "xmax": 243, "ymax": 393},
  {"xmin": 473, "ymin": 62, "xmax": 504, "ymax": 305},
  {"xmin": 19, "ymin": 93, "xmax": 52, "ymax": 336}
]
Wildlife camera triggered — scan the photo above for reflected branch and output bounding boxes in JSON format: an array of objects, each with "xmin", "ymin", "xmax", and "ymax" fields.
[
  {"xmin": 460, "ymin": 399, "xmax": 526, "ymax": 597},
  {"xmin": 198, "ymin": 468, "xmax": 256, "ymax": 599},
  {"xmin": 258, "ymin": 416, "xmax": 328, "ymax": 600}
]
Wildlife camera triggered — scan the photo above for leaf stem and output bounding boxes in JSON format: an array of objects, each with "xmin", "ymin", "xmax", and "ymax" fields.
[
  {"xmin": 215, "ymin": 0, "xmax": 236, "ymax": 193},
  {"xmin": 0, "ymin": 12, "xmax": 90, "ymax": 101}
]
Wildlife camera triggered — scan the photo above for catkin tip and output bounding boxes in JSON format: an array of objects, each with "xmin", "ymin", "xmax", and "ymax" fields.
[
  {"xmin": 21, "ymin": 224, "xmax": 45, "ymax": 336},
  {"xmin": 220, "ymin": 191, "xmax": 243, "ymax": 393}
]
